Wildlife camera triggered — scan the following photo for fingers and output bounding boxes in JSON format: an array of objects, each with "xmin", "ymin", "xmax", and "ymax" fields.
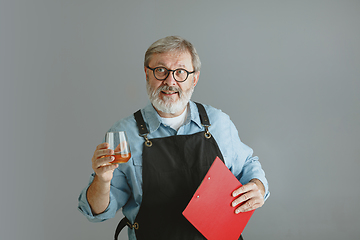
[
  {"xmin": 96, "ymin": 142, "xmax": 109, "ymax": 150},
  {"xmin": 94, "ymin": 155, "xmax": 115, "ymax": 169},
  {"xmin": 90, "ymin": 143, "xmax": 119, "ymax": 183},
  {"xmin": 94, "ymin": 143, "xmax": 112, "ymax": 157},
  {"xmin": 231, "ymin": 182, "xmax": 264, "ymax": 214},
  {"xmin": 96, "ymin": 162, "xmax": 119, "ymax": 173},
  {"xmin": 234, "ymin": 197, "xmax": 262, "ymax": 213},
  {"xmin": 92, "ymin": 143, "xmax": 114, "ymax": 169},
  {"xmin": 94, "ymin": 148, "xmax": 114, "ymax": 160},
  {"xmin": 232, "ymin": 181, "xmax": 257, "ymax": 197}
]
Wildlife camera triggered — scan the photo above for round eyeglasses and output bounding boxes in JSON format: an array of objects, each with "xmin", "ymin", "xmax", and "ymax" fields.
[{"xmin": 147, "ymin": 66, "xmax": 195, "ymax": 82}]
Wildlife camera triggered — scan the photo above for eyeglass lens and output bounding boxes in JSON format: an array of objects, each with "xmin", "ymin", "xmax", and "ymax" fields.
[{"xmin": 154, "ymin": 67, "xmax": 189, "ymax": 82}]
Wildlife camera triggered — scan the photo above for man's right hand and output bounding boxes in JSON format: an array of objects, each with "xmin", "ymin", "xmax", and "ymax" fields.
[
  {"xmin": 87, "ymin": 143, "xmax": 119, "ymax": 215},
  {"xmin": 91, "ymin": 142, "xmax": 119, "ymax": 183}
]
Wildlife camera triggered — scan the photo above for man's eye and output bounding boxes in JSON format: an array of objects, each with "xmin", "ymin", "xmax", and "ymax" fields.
[
  {"xmin": 176, "ymin": 69, "xmax": 186, "ymax": 74},
  {"xmin": 156, "ymin": 68, "xmax": 166, "ymax": 73}
]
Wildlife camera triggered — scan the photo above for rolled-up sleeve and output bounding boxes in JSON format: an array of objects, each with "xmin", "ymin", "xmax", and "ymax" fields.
[
  {"xmin": 77, "ymin": 173, "xmax": 118, "ymax": 222},
  {"xmin": 239, "ymin": 153, "xmax": 270, "ymax": 201},
  {"xmin": 229, "ymin": 119, "xmax": 270, "ymax": 201}
]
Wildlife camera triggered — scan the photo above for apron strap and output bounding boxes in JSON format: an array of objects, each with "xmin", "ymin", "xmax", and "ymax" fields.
[
  {"xmin": 114, "ymin": 217, "xmax": 129, "ymax": 240},
  {"xmin": 114, "ymin": 217, "xmax": 140, "ymax": 240},
  {"xmin": 194, "ymin": 102, "xmax": 210, "ymax": 126},
  {"xmin": 134, "ymin": 110, "xmax": 149, "ymax": 135},
  {"xmin": 134, "ymin": 110, "xmax": 153, "ymax": 147},
  {"xmin": 134, "ymin": 103, "xmax": 210, "ymax": 133},
  {"xmin": 134, "ymin": 103, "xmax": 212, "ymax": 142},
  {"xmin": 194, "ymin": 102, "xmax": 212, "ymax": 139}
]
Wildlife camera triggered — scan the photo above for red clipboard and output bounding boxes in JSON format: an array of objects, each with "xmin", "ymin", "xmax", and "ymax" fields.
[{"xmin": 182, "ymin": 157, "xmax": 255, "ymax": 240}]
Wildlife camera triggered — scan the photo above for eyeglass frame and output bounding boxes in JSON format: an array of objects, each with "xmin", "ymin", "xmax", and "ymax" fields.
[{"xmin": 146, "ymin": 66, "xmax": 195, "ymax": 83}]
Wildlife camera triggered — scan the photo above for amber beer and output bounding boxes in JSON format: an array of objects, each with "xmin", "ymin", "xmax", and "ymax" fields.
[
  {"xmin": 109, "ymin": 152, "xmax": 131, "ymax": 164},
  {"xmin": 105, "ymin": 131, "xmax": 131, "ymax": 164}
]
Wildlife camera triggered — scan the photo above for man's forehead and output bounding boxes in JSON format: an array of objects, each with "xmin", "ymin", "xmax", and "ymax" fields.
[{"xmin": 150, "ymin": 51, "xmax": 192, "ymax": 67}]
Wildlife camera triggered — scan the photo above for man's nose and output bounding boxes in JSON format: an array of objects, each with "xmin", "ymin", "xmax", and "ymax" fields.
[{"xmin": 163, "ymin": 71, "xmax": 177, "ymax": 86}]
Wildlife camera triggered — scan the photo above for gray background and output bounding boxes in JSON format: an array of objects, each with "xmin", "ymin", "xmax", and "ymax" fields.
[{"xmin": 1, "ymin": 0, "xmax": 359, "ymax": 239}]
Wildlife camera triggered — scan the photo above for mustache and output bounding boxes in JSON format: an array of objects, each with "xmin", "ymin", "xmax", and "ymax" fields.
[{"xmin": 155, "ymin": 85, "xmax": 183, "ymax": 96}]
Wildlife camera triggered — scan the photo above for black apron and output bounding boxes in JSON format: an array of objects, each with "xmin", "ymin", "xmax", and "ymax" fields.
[{"xmin": 114, "ymin": 103, "xmax": 243, "ymax": 240}]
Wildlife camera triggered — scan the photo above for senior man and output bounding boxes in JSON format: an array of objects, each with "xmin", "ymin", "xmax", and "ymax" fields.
[{"xmin": 78, "ymin": 36, "xmax": 269, "ymax": 240}]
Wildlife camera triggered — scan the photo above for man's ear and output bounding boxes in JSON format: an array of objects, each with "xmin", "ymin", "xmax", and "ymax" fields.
[
  {"xmin": 144, "ymin": 67, "xmax": 149, "ymax": 80},
  {"xmin": 193, "ymin": 71, "xmax": 200, "ymax": 87}
]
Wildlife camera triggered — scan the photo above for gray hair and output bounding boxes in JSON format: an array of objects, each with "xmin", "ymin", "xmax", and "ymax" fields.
[{"xmin": 144, "ymin": 36, "xmax": 201, "ymax": 72}]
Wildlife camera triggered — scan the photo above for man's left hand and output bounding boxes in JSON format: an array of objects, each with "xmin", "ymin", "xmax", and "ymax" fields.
[{"xmin": 231, "ymin": 179, "xmax": 265, "ymax": 214}]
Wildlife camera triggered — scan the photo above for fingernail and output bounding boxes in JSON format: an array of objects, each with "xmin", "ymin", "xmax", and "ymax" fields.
[
  {"xmin": 111, "ymin": 156, "xmax": 115, "ymax": 160},
  {"xmin": 235, "ymin": 209, "xmax": 240, "ymax": 214}
]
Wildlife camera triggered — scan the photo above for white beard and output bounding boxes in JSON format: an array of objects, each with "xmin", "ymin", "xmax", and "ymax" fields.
[{"xmin": 146, "ymin": 80, "xmax": 194, "ymax": 115}]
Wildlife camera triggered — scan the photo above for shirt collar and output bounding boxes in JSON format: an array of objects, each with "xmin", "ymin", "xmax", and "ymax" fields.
[
  {"xmin": 142, "ymin": 102, "xmax": 161, "ymax": 133},
  {"xmin": 142, "ymin": 101, "xmax": 203, "ymax": 134},
  {"xmin": 188, "ymin": 101, "xmax": 203, "ymax": 129}
]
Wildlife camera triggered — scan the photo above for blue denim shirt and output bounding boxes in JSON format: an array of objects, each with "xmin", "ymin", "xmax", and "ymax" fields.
[{"xmin": 78, "ymin": 101, "xmax": 269, "ymax": 239}]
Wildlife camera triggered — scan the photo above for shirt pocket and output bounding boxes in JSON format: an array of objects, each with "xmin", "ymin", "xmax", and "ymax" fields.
[
  {"xmin": 131, "ymin": 156, "xmax": 143, "ymax": 180},
  {"xmin": 132, "ymin": 156, "xmax": 142, "ymax": 167}
]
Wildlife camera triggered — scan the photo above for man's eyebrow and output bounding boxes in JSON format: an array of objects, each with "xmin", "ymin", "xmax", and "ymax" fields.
[{"xmin": 155, "ymin": 62, "xmax": 187, "ymax": 69}]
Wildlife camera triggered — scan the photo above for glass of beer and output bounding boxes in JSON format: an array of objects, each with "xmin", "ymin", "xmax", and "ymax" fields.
[{"xmin": 105, "ymin": 131, "xmax": 131, "ymax": 164}]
